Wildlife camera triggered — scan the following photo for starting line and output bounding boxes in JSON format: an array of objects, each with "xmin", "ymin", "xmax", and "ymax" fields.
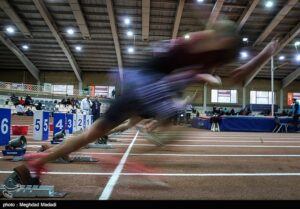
[
  {"xmin": 1, "ymin": 170, "xmax": 300, "ymax": 177},
  {"xmin": 22, "ymin": 151, "xmax": 300, "ymax": 158}
]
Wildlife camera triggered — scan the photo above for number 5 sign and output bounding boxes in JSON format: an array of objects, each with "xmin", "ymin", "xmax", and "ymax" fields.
[
  {"xmin": 0, "ymin": 108, "xmax": 11, "ymax": 146},
  {"xmin": 33, "ymin": 111, "xmax": 50, "ymax": 141}
]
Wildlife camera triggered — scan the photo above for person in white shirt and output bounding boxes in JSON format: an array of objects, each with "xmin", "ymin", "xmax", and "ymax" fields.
[
  {"xmin": 80, "ymin": 95, "xmax": 92, "ymax": 115},
  {"xmin": 16, "ymin": 104, "xmax": 25, "ymax": 116}
]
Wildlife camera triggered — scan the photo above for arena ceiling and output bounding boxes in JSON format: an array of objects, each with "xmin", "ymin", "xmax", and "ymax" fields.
[{"xmin": 0, "ymin": 0, "xmax": 299, "ymax": 87}]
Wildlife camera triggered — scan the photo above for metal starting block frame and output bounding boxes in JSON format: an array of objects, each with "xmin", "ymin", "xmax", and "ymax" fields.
[
  {"xmin": 50, "ymin": 139, "xmax": 64, "ymax": 144},
  {"xmin": 2, "ymin": 149, "xmax": 26, "ymax": 162},
  {"xmin": 86, "ymin": 143, "xmax": 113, "ymax": 149},
  {"xmin": 0, "ymin": 184, "xmax": 66, "ymax": 198},
  {"xmin": 108, "ymin": 138, "xmax": 119, "ymax": 142},
  {"xmin": 53, "ymin": 155, "xmax": 98, "ymax": 163}
]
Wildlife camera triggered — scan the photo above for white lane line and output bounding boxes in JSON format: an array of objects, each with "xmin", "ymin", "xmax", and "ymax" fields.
[
  {"xmin": 70, "ymin": 143, "xmax": 300, "ymax": 148},
  {"xmin": 25, "ymin": 143, "xmax": 300, "ymax": 148},
  {"xmin": 1, "ymin": 170, "xmax": 300, "ymax": 177},
  {"xmin": 99, "ymin": 130, "xmax": 139, "ymax": 200},
  {"xmin": 24, "ymin": 151, "xmax": 300, "ymax": 158}
]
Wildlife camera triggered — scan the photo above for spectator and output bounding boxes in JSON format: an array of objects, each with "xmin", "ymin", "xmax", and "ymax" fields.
[
  {"xmin": 66, "ymin": 98, "xmax": 71, "ymax": 105},
  {"xmin": 10, "ymin": 93, "xmax": 18, "ymax": 105},
  {"xmin": 80, "ymin": 95, "xmax": 92, "ymax": 115},
  {"xmin": 70, "ymin": 105, "xmax": 77, "ymax": 114},
  {"xmin": 25, "ymin": 94, "xmax": 33, "ymax": 106},
  {"xmin": 112, "ymin": 89, "xmax": 116, "ymax": 98},
  {"xmin": 230, "ymin": 108, "xmax": 235, "ymax": 115},
  {"xmin": 91, "ymin": 96, "xmax": 101, "ymax": 121},
  {"xmin": 291, "ymin": 98, "xmax": 300, "ymax": 132},
  {"xmin": 25, "ymin": 107, "xmax": 34, "ymax": 116},
  {"xmin": 19, "ymin": 97, "xmax": 25, "ymax": 105},
  {"xmin": 36, "ymin": 102, "xmax": 42, "ymax": 110},
  {"xmin": 16, "ymin": 104, "xmax": 25, "ymax": 116},
  {"xmin": 212, "ymin": 105, "xmax": 217, "ymax": 114}
]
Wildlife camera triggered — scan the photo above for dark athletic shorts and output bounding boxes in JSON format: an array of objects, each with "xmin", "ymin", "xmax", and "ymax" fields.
[{"xmin": 103, "ymin": 69, "xmax": 186, "ymax": 127}]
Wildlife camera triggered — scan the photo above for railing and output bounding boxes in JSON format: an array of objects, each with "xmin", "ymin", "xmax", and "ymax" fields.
[{"xmin": 0, "ymin": 81, "xmax": 86, "ymax": 97}]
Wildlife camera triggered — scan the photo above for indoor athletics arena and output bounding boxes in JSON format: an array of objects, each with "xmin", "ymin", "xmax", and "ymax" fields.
[{"xmin": 0, "ymin": 0, "xmax": 300, "ymax": 206}]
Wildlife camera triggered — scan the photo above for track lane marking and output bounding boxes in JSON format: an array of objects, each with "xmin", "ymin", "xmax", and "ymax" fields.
[
  {"xmin": 1, "ymin": 171, "xmax": 300, "ymax": 177},
  {"xmin": 99, "ymin": 130, "xmax": 139, "ymax": 200},
  {"xmin": 22, "ymin": 151, "xmax": 300, "ymax": 158}
]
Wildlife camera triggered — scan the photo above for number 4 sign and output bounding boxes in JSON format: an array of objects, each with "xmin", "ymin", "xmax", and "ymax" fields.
[
  {"xmin": 53, "ymin": 113, "xmax": 66, "ymax": 135},
  {"xmin": 0, "ymin": 108, "xmax": 11, "ymax": 146}
]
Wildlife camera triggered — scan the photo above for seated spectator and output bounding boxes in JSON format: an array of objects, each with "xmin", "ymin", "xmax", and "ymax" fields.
[
  {"xmin": 10, "ymin": 93, "xmax": 18, "ymax": 105},
  {"xmin": 5, "ymin": 99, "xmax": 9, "ymax": 105},
  {"xmin": 25, "ymin": 94, "xmax": 33, "ymax": 106},
  {"xmin": 16, "ymin": 104, "xmax": 25, "ymax": 116},
  {"xmin": 230, "ymin": 108, "xmax": 235, "ymax": 115},
  {"xmin": 36, "ymin": 102, "xmax": 42, "ymax": 110},
  {"xmin": 67, "ymin": 98, "xmax": 72, "ymax": 105},
  {"xmin": 70, "ymin": 105, "xmax": 77, "ymax": 114},
  {"xmin": 25, "ymin": 107, "xmax": 34, "ymax": 116},
  {"xmin": 19, "ymin": 97, "xmax": 25, "ymax": 105}
]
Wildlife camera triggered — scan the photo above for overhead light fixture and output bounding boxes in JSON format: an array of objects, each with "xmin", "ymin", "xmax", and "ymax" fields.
[
  {"xmin": 265, "ymin": 1, "xmax": 273, "ymax": 8},
  {"xmin": 296, "ymin": 54, "xmax": 300, "ymax": 61},
  {"xmin": 67, "ymin": 28, "xmax": 74, "ymax": 35},
  {"xmin": 184, "ymin": 34, "xmax": 190, "ymax": 40},
  {"xmin": 240, "ymin": 51, "xmax": 248, "ymax": 59},
  {"xmin": 6, "ymin": 26, "xmax": 15, "ymax": 34},
  {"xmin": 197, "ymin": 0, "xmax": 204, "ymax": 2},
  {"xmin": 124, "ymin": 18, "xmax": 131, "ymax": 25},
  {"xmin": 75, "ymin": 46, "xmax": 82, "ymax": 51},
  {"xmin": 278, "ymin": 55, "xmax": 285, "ymax": 61},
  {"xmin": 242, "ymin": 37, "xmax": 248, "ymax": 42},
  {"xmin": 295, "ymin": 41, "xmax": 300, "ymax": 47},
  {"xmin": 127, "ymin": 30, "xmax": 134, "ymax": 37},
  {"xmin": 128, "ymin": 47, "xmax": 134, "ymax": 53},
  {"xmin": 22, "ymin": 45, "xmax": 29, "ymax": 50}
]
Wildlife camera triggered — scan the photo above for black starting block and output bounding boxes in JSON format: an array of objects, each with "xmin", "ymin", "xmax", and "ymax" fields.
[
  {"xmin": 86, "ymin": 136, "xmax": 113, "ymax": 149},
  {"xmin": 1, "ymin": 136, "xmax": 27, "ymax": 161},
  {"xmin": 50, "ymin": 129, "xmax": 65, "ymax": 144},
  {"xmin": 0, "ymin": 165, "xmax": 66, "ymax": 198}
]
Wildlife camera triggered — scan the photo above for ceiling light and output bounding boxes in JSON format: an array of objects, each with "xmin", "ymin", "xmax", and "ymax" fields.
[
  {"xmin": 184, "ymin": 34, "xmax": 190, "ymax": 40},
  {"xmin": 22, "ymin": 45, "xmax": 29, "ymax": 50},
  {"xmin": 128, "ymin": 47, "xmax": 134, "ymax": 53},
  {"xmin": 296, "ymin": 54, "xmax": 300, "ymax": 61},
  {"xmin": 265, "ymin": 1, "xmax": 273, "ymax": 8},
  {"xmin": 124, "ymin": 18, "xmax": 131, "ymax": 25},
  {"xmin": 67, "ymin": 28, "xmax": 74, "ymax": 35},
  {"xmin": 295, "ymin": 41, "xmax": 300, "ymax": 47},
  {"xmin": 75, "ymin": 46, "xmax": 82, "ymax": 51},
  {"xmin": 127, "ymin": 31, "xmax": 133, "ymax": 37},
  {"xmin": 240, "ymin": 51, "xmax": 248, "ymax": 59},
  {"xmin": 242, "ymin": 37, "xmax": 248, "ymax": 42},
  {"xmin": 197, "ymin": 0, "xmax": 204, "ymax": 2},
  {"xmin": 278, "ymin": 55, "xmax": 285, "ymax": 61},
  {"xmin": 6, "ymin": 26, "xmax": 15, "ymax": 34}
]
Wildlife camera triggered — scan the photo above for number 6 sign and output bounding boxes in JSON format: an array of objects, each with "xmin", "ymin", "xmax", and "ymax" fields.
[{"xmin": 0, "ymin": 108, "xmax": 11, "ymax": 146}]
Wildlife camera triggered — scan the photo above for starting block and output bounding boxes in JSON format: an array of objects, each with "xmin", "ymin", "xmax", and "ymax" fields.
[
  {"xmin": 1, "ymin": 136, "xmax": 27, "ymax": 161},
  {"xmin": 0, "ymin": 165, "xmax": 66, "ymax": 198},
  {"xmin": 86, "ymin": 136, "xmax": 113, "ymax": 149},
  {"xmin": 50, "ymin": 129, "xmax": 65, "ymax": 144},
  {"xmin": 38, "ymin": 144, "xmax": 98, "ymax": 163}
]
